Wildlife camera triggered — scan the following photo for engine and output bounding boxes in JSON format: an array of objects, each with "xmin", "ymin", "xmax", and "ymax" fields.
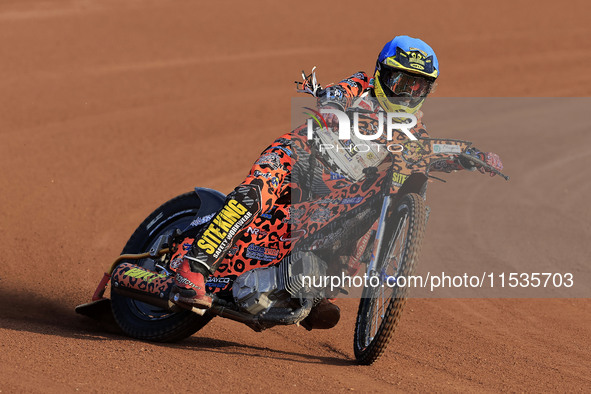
[{"xmin": 232, "ymin": 252, "xmax": 327, "ymax": 315}]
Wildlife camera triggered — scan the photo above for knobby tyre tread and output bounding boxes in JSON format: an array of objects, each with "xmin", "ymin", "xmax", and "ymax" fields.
[{"xmin": 354, "ymin": 193, "xmax": 427, "ymax": 365}]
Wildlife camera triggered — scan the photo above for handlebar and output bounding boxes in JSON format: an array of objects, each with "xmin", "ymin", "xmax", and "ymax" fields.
[{"xmin": 459, "ymin": 153, "xmax": 510, "ymax": 181}]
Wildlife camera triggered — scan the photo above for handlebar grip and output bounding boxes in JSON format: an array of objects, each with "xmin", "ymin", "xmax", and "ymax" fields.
[{"xmin": 459, "ymin": 153, "xmax": 510, "ymax": 181}]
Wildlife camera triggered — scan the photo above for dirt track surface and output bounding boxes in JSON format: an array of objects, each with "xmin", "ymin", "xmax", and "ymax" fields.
[{"xmin": 1, "ymin": 0, "xmax": 590, "ymax": 392}]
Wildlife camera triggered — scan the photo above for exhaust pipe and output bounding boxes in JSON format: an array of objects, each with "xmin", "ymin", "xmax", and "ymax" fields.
[
  {"xmin": 110, "ymin": 263, "xmax": 313, "ymax": 325},
  {"xmin": 111, "ymin": 263, "xmax": 179, "ymax": 311}
]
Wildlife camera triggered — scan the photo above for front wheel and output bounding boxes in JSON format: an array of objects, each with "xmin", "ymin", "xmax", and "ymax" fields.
[
  {"xmin": 111, "ymin": 192, "xmax": 214, "ymax": 342},
  {"xmin": 353, "ymin": 193, "xmax": 427, "ymax": 365}
]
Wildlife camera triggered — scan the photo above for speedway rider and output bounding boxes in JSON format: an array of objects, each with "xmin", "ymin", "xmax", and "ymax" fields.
[{"xmin": 168, "ymin": 36, "xmax": 504, "ymax": 322}]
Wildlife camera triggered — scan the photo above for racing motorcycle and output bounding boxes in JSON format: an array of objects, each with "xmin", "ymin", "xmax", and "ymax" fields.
[{"xmin": 76, "ymin": 130, "xmax": 508, "ymax": 365}]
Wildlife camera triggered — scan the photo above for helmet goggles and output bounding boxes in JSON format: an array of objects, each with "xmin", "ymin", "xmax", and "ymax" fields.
[{"xmin": 378, "ymin": 65, "xmax": 436, "ymax": 107}]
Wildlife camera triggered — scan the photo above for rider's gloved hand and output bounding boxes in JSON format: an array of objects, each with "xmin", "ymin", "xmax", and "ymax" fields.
[{"xmin": 478, "ymin": 152, "xmax": 503, "ymax": 177}]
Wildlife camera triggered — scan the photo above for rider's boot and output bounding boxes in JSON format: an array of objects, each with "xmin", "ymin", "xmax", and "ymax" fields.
[
  {"xmin": 170, "ymin": 256, "xmax": 212, "ymax": 310},
  {"xmin": 300, "ymin": 298, "xmax": 341, "ymax": 330},
  {"xmin": 170, "ymin": 184, "xmax": 261, "ymax": 311}
]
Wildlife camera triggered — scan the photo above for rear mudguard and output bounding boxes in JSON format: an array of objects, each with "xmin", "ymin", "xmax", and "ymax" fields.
[
  {"xmin": 107, "ymin": 188, "xmax": 225, "ymax": 304},
  {"xmin": 192, "ymin": 187, "xmax": 226, "ymax": 218},
  {"xmin": 83, "ymin": 187, "xmax": 225, "ymax": 303}
]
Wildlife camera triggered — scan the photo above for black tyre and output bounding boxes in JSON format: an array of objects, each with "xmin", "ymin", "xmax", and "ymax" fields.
[
  {"xmin": 354, "ymin": 193, "xmax": 427, "ymax": 365},
  {"xmin": 111, "ymin": 192, "xmax": 214, "ymax": 342}
]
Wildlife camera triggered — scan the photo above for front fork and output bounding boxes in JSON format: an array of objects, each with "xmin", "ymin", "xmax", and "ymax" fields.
[
  {"xmin": 364, "ymin": 194, "xmax": 430, "ymax": 278},
  {"xmin": 365, "ymin": 195, "xmax": 392, "ymax": 277}
]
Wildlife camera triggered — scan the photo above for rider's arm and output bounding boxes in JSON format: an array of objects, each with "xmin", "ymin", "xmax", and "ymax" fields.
[
  {"xmin": 431, "ymin": 147, "xmax": 503, "ymax": 176},
  {"xmin": 316, "ymin": 72, "xmax": 371, "ymax": 111},
  {"xmin": 428, "ymin": 147, "xmax": 485, "ymax": 172},
  {"xmin": 413, "ymin": 122, "xmax": 503, "ymax": 175}
]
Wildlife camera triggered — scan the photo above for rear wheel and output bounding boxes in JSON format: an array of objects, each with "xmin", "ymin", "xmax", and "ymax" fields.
[
  {"xmin": 354, "ymin": 193, "xmax": 427, "ymax": 365},
  {"xmin": 111, "ymin": 192, "xmax": 214, "ymax": 342}
]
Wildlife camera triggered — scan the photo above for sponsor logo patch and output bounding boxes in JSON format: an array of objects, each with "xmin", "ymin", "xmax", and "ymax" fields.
[
  {"xmin": 124, "ymin": 268, "xmax": 166, "ymax": 284},
  {"xmin": 329, "ymin": 172, "xmax": 346, "ymax": 180},
  {"xmin": 196, "ymin": 200, "xmax": 253, "ymax": 258},
  {"xmin": 245, "ymin": 244, "xmax": 280, "ymax": 262},
  {"xmin": 253, "ymin": 170, "xmax": 272, "ymax": 178},
  {"xmin": 206, "ymin": 276, "xmax": 231, "ymax": 288},
  {"xmin": 433, "ymin": 144, "xmax": 462, "ymax": 154},
  {"xmin": 340, "ymin": 196, "xmax": 363, "ymax": 205},
  {"xmin": 392, "ymin": 172, "xmax": 408, "ymax": 187},
  {"xmin": 190, "ymin": 213, "xmax": 215, "ymax": 227},
  {"xmin": 246, "ymin": 226, "xmax": 268, "ymax": 238}
]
